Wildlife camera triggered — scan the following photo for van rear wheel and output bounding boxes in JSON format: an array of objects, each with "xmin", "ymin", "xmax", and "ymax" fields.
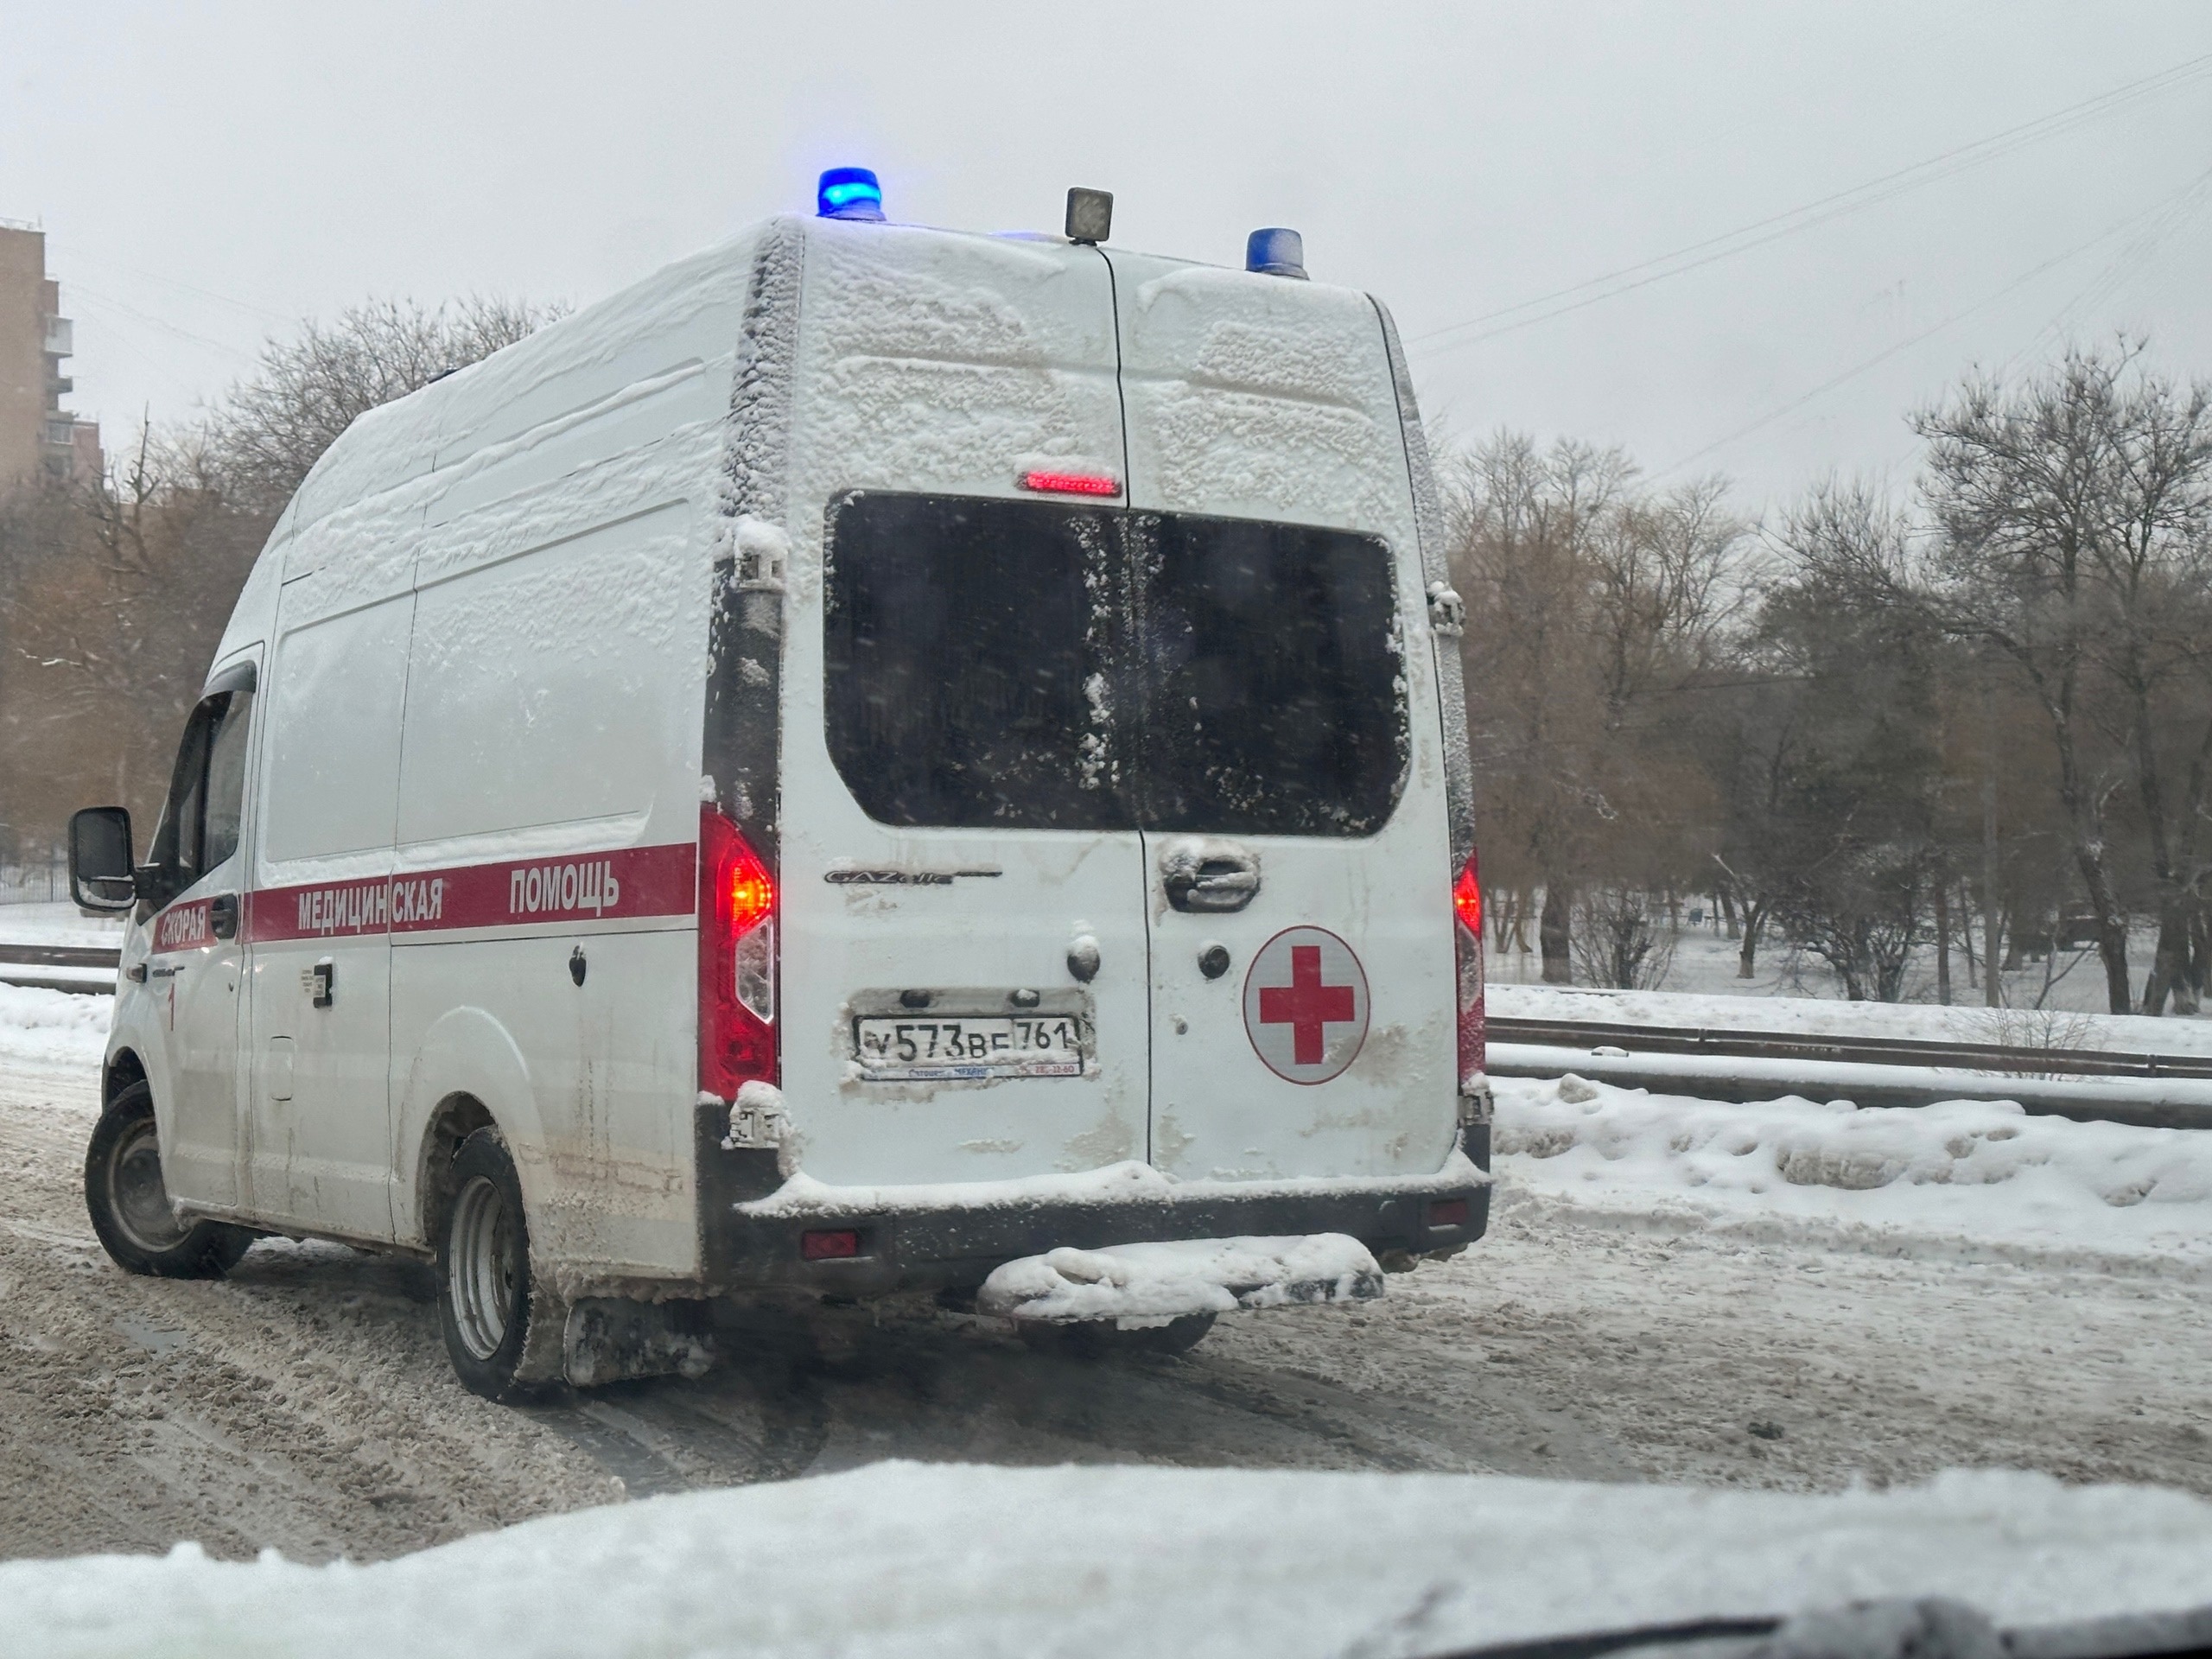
[
  {"xmin": 84, "ymin": 1082, "xmax": 253, "ymax": 1278},
  {"xmin": 436, "ymin": 1129, "xmax": 555, "ymax": 1402}
]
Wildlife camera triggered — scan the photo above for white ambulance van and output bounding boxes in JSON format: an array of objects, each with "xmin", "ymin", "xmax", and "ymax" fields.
[{"xmin": 68, "ymin": 176, "xmax": 1491, "ymax": 1400}]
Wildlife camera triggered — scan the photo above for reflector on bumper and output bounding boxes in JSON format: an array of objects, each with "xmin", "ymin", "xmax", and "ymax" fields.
[{"xmin": 976, "ymin": 1233, "xmax": 1384, "ymax": 1325}]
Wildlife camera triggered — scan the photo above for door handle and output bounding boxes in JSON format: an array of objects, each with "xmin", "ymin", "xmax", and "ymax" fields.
[
  {"xmin": 209, "ymin": 892, "xmax": 239, "ymax": 940},
  {"xmin": 1160, "ymin": 838, "xmax": 1262, "ymax": 913}
]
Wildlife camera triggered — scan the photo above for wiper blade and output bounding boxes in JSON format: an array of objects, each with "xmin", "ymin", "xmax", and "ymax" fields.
[
  {"xmin": 1416, "ymin": 1617, "xmax": 1779, "ymax": 1659},
  {"xmin": 1421, "ymin": 1597, "xmax": 2212, "ymax": 1659}
]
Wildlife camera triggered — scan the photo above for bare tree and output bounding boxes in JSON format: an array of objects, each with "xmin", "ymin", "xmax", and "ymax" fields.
[
  {"xmin": 0, "ymin": 435, "xmax": 261, "ymax": 842},
  {"xmin": 1789, "ymin": 346, "xmax": 2212, "ymax": 1014},
  {"xmin": 0, "ymin": 295, "xmax": 565, "ymax": 855},
  {"xmin": 1449, "ymin": 433, "xmax": 1747, "ymax": 983},
  {"xmin": 178, "ymin": 296, "xmax": 566, "ymax": 515},
  {"xmin": 1726, "ymin": 495, "xmax": 1944, "ymax": 1002},
  {"xmin": 1570, "ymin": 886, "xmax": 1676, "ymax": 989},
  {"xmin": 1917, "ymin": 346, "xmax": 2212, "ymax": 1014}
]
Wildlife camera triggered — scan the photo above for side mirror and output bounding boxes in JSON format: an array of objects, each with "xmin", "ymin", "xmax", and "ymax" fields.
[{"xmin": 68, "ymin": 806, "xmax": 137, "ymax": 913}]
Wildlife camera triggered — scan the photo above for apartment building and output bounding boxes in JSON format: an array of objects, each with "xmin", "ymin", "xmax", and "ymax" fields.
[{"xmin": 1, "ymin": 222, "xmax": 102, "ymax": 490}]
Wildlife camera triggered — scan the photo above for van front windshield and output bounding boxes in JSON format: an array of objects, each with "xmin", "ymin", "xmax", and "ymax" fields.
[{"xmin": 822, "ymin": 491, "xmax": 1407, "ymax": 836}]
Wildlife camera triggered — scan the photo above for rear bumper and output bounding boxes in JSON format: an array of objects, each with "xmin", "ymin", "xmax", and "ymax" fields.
[{"xmin": 697, "ymin": 1123, "xmax": 1491, "ymax": 1299}]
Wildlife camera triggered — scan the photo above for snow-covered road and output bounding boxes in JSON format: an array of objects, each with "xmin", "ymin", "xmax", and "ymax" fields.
[{"xmin": 2, "ymin": 986, "xmax": 2209, "ymax": 1566}]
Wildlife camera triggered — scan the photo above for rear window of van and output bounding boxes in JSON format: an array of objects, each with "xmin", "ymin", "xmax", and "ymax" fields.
[{"xmin": 822, "ymin": 492, "xmax": 1406, "ymax": 836}]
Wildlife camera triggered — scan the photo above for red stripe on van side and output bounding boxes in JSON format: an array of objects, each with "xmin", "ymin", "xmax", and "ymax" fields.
[
  {"xmin": 244, "ymin": 842, "xmax": 697, "ymax": 945},
  {"xmin": 252, "ymin": 873, "xmax": 391, "ymax": 944},
  {"xmin": 149, "ymin": 898, "xmax": 214, "ymax": 954}
]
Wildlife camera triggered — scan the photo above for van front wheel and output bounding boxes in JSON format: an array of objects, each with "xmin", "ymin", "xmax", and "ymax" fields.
[
  {"xmin": 436, "ymin": 1129, "xmax": 554, "ymax": 1402},
  {"xmin": 84, "ymin": 1082, "xmax": 253, "ymax": 1278}
]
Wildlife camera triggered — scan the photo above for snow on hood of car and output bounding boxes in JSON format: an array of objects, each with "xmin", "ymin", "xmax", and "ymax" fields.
[{"xmin": 4, "ymin": 1461, "xmax": 2211, "ymax": 1658}]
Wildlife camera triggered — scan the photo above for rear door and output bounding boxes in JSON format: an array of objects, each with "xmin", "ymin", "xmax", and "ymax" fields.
[
  {"xmin": 776, "ymin": 226, "xmax": 1148, "ymax": 1188},
  {"xmin": 1107, "ymin": 251, "xmax": 1459, "ymax": 1182}
]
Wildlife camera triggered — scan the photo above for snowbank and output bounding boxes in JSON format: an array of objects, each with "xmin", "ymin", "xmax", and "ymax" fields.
[
  {"xmin": 3, "ymin": 1462, "xmax": 2211, "ymax": 1658},
  {"xmin": 1487, "ymin": 1041, "xmax": 2212, "ymax": 1128},
  {"xmin": 1489, "ymin": 982, "xmax": 2212, "ymax": 1058},
  {"xmin": 1496, "ymin": 1073, "xmax": 2212, "ymax": 1268},
  {"xmin": 0, "ymin": 980, "xmax": 111, "ymax": 1068}
]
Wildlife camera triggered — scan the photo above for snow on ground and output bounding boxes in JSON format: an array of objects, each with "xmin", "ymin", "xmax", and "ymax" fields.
[
  {"xmin": 0, "ymin": 981, "xmax": 111, "ymax": 1066},
  {"xmin": 0, "ymin": 901, "xmax": 126, "ymax": 952},
  {"xmin": 6, "ymin": 905, "xmax": 2211, "ymax": 1649},
  {"xmin": 1488, "ymin": 919, "xmax": 2212, "ymax": 1029},
  {"xmin": 1490, "ymin": 981, "xmax": 2212, "ymax": 1058},
  {"xmin": 4, "ymin": 1460, "xmax": 2212, "ymax": 1659},
  {"xmin": 1495, "ymin": 1072, "xmax": 2212, "ymax": 1271}
]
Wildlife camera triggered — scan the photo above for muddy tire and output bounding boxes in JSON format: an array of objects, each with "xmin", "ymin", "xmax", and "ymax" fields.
[
  {"xmin": 84, "ymin": 1082, "xmax": 253, "ymax": 1279},
  {"xmin": 1018, "ymin": 1313, "xmax": 1217, "ymax": 1358},
  {"xmin": 436, "ymin": 1128, "xmax": 555, "ymax": 1402}
]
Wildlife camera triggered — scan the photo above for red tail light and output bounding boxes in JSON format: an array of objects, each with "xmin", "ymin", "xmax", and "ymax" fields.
[
  {"xmin": 1453, "ymin": 860, "xmax": 1483, "ymax": 935},
  {"xmin": 801, "ymin": 1228, "xmax": 861, "ymax": 1262},
  {"xmin": 1452, "ymin": 849, "xmax": 1485, "ymax": 1086},
  {"xmin": 1019, "ymin": 469, "xmax": 1121, "ymax": 497},
  {"xmin": 700, "ymin": 804, "xmax": 777, "ymax": 1099}
]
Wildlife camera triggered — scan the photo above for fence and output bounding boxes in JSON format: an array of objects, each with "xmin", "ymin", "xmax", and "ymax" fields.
[{"xmin": 0, "ymin": 859, "xmax": 68, "ymax": 906}]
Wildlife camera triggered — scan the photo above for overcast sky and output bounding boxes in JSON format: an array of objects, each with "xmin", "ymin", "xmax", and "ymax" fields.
[{"xmin": 6, "ymin": 2, "xmax": 2209, "ymax": 511}]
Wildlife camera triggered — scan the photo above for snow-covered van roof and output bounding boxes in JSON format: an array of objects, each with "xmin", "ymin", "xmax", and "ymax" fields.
[{"xmin": 210, "ymin": 212, "xmax": 1458, "ymax": 719}]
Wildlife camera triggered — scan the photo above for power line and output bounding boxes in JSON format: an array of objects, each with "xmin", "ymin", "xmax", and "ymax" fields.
[
  {"xmin": 1408, "ymin": 49, "xmax": 2212, "ymax": 358},
  {"xmin": 1649, "ymin": 160, "xmax": 2212, "ymax": 480},
  {"xmin": 60, "ymin": 246, "xmax": 297, "ymax": 327},
  {"xmin": 1996, "ymin": 167, "xmax": 2212, "ymax": 373},
  {"xmin": 66, "ymin": 283, "xmax": 257, "ymax": 363}
]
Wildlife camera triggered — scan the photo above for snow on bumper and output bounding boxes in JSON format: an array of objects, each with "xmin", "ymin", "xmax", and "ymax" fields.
[{"xmin": 977, "ymin": 1233, "xmax": 1385, "ymax": 1325}]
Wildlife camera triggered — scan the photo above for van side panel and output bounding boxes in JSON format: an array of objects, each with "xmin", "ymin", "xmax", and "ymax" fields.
[
  {"xmin": 389, "ymin": 484, "xmax": 713, "ymax": 1281},
  {"xmin": 379, "ymin": 249, "xmax": 755, "ymax": 1286}
]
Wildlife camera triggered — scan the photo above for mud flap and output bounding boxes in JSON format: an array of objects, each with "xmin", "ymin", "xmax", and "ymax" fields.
[
  {"xmin": 562, "ymin": 1298, "xmax": 715, "ymax": 1388},
  {"xmin": 512, "ymin": 1288, "xmax": 571, "ymax": 1389}
]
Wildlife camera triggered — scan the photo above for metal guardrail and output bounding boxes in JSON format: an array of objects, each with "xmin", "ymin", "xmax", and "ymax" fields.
[
  {"xmin": 0, "ymin": 943, "xmax": 120, "ymax": 995},
  {"xmin": 0, "ymin": 944, "xmax": 122, "ymax": 970},
  {"xmin": 0, "ymin": 957, "xmax": 2205, "ymax": 1120},
  {"xmin": 1488, "ymin": 1016, "xmax": 2212, "ymax": 1129},
  {"xmin": 1485, "ymin": 1015, "xmax": 2212, "ymax": 1084}
]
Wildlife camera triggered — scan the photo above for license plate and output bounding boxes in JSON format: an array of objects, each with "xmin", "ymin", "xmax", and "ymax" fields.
[{"xmin": 853, "ymin": 1015, "xmax": 1086, "ymax": 1080}]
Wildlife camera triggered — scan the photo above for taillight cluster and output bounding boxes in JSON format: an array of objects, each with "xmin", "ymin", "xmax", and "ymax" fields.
[
  {"xmin": 1452, "ymin": 849, "xmax": 1484, "ymax": 1088},
  {"xmin": 699, "ymin": 804, "xmax": 777, "ymax": 1099}
]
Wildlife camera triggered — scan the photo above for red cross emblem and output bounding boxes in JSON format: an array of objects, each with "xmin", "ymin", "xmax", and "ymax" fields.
[{"xmin": 1243, "ymin": 925, "xmax": 1370, "ymax": 1084}]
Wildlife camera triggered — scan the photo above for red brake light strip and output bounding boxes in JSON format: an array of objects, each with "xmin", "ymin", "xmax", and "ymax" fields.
[{"xmin": 1020, "ymin": 470, "xmax": 1121, "ymax": 498}]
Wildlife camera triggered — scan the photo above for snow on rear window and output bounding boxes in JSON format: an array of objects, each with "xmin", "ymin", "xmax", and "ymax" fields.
[
  {"xmin": 1135, "ymin": 511, "xmax": 1404, "ymax": 836},
  {"xmin": 821, "ymin": 493, "xmax": 1404, "ymax": 836}
]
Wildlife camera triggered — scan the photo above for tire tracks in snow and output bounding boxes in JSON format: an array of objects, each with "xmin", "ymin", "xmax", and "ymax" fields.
[{"xmin": 6, "ymin": 1051, "xmax": 2212, "ymax": 1562}]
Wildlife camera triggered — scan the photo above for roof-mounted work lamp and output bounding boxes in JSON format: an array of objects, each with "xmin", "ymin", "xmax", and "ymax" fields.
[{"xmin": 1065, "ymin": 188, "xmax": 1113, "ymax": 245}]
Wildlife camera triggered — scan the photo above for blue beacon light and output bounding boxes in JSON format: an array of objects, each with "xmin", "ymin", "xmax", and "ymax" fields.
[
  {"xmin": 1245, "ymin": 227, "xmax": 1307, "ymax": 280},
  {"xmin": 817, "ymin": 167, "xmax": 886, "ymax": 221}
]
